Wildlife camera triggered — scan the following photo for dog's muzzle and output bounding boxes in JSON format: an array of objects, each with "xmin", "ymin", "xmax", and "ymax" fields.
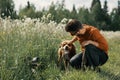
[
  {"xmin": 61, "ymin": 45, "xmax": 70, "ymax": 61},
  {"xmin": 64, "ymin": 45, "xmax": 69, "ymax": 50},
  {"xmin": 63, "ymin": 51, "xmax": 69, "ymax": 61}
]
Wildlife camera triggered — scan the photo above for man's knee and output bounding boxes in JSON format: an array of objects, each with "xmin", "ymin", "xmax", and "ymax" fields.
[
  {"xmin": 69, "ymin": 57, "xmax": 76, "ymax": 67},
  {"xmin": 69, "ymin": 54, "xmax": 82, "ymax": 69},
  {"xmin": 69, "ymin": 59, "xmax": 81, "ymax": 69}
]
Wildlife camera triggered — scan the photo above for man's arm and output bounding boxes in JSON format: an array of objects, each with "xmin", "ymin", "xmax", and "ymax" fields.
[
  {"xmin": 81, "ymin": 40, "xmax": 99, "ymax": 47},
  {"xmin": 69, "ymin": 36, "xmax": 78, "ymax": 44}
]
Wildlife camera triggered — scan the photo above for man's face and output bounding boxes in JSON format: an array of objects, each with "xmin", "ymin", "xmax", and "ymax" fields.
[
  {"xmin": 70, "ymin": 31, "xmax": 78, "ymax": 36},
  {"xmin": 70, "ymin": 28, "xmax": 86, "ymax": 36}
]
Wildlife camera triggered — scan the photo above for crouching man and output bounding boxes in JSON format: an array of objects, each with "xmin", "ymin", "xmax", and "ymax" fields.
[{"xmin": 65, "ymin": 19, "xmax": 108, "ymax": 71}]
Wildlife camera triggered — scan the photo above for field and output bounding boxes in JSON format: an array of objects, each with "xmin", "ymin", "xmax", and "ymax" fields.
[{"xmin": 0, "ymin": 18, "xmax": 120, "ymax": 80}]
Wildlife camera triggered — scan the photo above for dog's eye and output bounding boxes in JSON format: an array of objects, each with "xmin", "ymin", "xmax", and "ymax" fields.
[
  {"xmin": 68, "ymin": 44, "xmax": 71, "ymax": 46},
  {"xmin": 62, "ymin": 44, "xmax": 66, "ymax": 46}
]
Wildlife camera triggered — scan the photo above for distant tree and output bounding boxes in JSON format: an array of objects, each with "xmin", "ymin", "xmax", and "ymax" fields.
[
  {"xmin": 0, "ymin": 0, "xmax": 17, "ymax": 19},
  {"xmin": 118, "ymin": 0, "xmax": 120, "ymax": 15},
  {"xmin": 19, "ymin": 1, "xmax": 36, "ymax": 18},
  {"xmin": 70, "ymin": 4, "xmax": 78, "ymax": 19},
  {"xmin": 27, "ymin": 1, "xmax": 30, "ymax": 9},
  {"xmin": 35, "ymin": 11, "xmax": 43, "ymax": 18},
  {"xmin": 50, "ymin": 0, "xmax": 70, "ymax": 23},
  {"xmin": 48, "ymin": 2, "xmax": 56, "ymax": 21},
  {"xmin": 100, "ymin": 0, "xmax": 111, "ymax": 30},
  {"xmin": 103, "ymin": 0, "xmax": 108, "ymax": 13},
  {"xmin": 56, "ymin": 0, "xmax": 66, "ymax": 22},
  {"xmin": 108, "ymin": 1, "xmax": 120, "ymax": 31},
  {"xmin": 110, "ymin": 8, "xmax": 120, "ymax": 31},
  {"xmin": 90, "ymin": 0, "xmax": 104, "ymax": 29},
  {"xmin": 91, "ymin": 0, "xmax": 99, "ymax": 10},
  {"xmin": 78, "ymin": 7, "xmax": 91, "ymax": 24}
]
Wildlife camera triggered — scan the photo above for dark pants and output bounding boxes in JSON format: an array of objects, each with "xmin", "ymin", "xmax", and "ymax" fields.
[{"xmin": 70, "ymin": 44, "xmax": 108, "ymax": 69}]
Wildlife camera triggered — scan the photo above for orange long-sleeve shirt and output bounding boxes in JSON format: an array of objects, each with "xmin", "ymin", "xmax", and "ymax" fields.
[{"xmin": 75, "ymin": 24, "xmax": 108, "ymax": 54}]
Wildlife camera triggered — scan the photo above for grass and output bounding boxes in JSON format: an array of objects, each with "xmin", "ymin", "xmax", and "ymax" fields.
[{"xmin": 0, "ymin": 18, "xmax": 120, "ymax": 80}]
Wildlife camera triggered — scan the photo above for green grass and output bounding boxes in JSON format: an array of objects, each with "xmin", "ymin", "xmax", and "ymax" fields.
[{"xmin": 0, "ymin": 18, "xmax": 120, "ymax": 80}]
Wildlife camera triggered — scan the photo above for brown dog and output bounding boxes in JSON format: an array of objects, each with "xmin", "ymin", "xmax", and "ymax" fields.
[{"xmin": 58, "ymin": 41, "xmax": 76, "ymax": 70}]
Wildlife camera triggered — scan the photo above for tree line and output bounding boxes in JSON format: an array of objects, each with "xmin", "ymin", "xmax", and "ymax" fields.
[{"xmin": 0, "ymin": 0, "xmax": 120, "ymax": 31}]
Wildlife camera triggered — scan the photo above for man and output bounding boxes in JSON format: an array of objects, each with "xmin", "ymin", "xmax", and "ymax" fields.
[{"xmin": 65, "ymin": 19, "xmax": 108, "ymax": 71}]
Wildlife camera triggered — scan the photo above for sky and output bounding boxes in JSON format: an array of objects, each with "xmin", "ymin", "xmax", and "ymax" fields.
[{"xmin": 13, "ymin": 0, "xmax": 118, "ymax": 13}]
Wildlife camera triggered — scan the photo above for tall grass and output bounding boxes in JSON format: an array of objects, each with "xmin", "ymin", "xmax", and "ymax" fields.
[{"xmin": 0, "ymin": 17, "xmax": 120, "ymax": 80}]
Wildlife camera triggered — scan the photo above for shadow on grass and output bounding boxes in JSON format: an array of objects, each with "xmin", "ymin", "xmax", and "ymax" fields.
[{"xmin": 99, "ymin": 70, "xmax": 120, "ymax": 80}]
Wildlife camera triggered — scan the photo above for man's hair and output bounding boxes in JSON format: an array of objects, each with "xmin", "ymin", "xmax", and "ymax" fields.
[{"xmin": 65, "ymin": 19, "xmax": 82, "ymax": 32}]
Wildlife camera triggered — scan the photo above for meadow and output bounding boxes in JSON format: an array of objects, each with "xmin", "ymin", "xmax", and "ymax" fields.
[{"xmin": 0, "ymin": 17, "xmax": 120, "ymax": 80}]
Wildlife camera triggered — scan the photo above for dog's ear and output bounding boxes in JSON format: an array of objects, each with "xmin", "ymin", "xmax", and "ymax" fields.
[
  {"xmin": 71, "ymin": 45, "xmax": 76, "ymax": 53},
  {"xmin": 59, "ymin": 45, "xmax": 61, "ymax": 48}
]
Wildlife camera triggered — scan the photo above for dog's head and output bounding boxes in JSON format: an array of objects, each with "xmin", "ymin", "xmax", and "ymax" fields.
[{"xmin": 58, "ymin": 41, "xmax": 76, "ymax": 61}]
